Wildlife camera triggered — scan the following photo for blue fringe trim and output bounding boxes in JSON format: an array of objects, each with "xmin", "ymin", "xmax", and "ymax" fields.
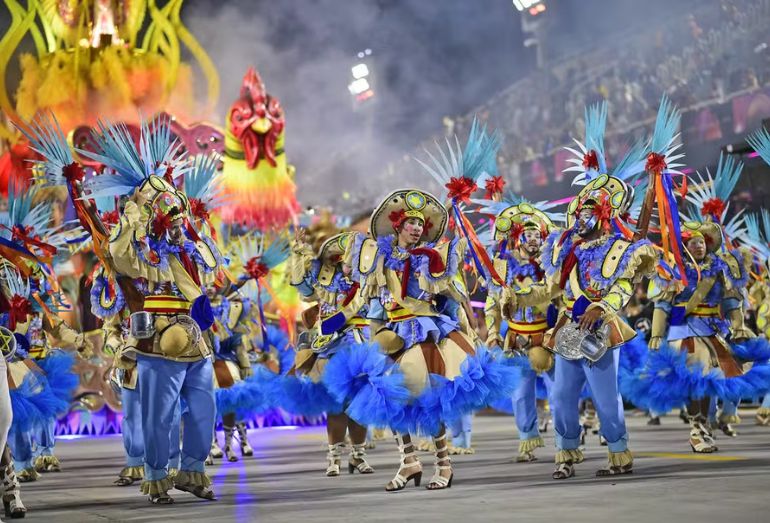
[
  {"xmin": 273, "ymin": 372, "xmax": 343, "ymax": 417},
  {"xmin": 392, "ymin": 347, "xmax": 520, "ymax": 436},
  {"xmin": 36, "ymin": 351, "xmax": 78, "ymax": 413},
  {"xmin": 215, "ymin": 366, "xmax": 275, "ymax": 418},
  {"xmin": 620, "ymin": 337, "xmax": 770, "ymax": 413},
  {"xmin": 321, "ymin": 342, "xmax": 411, "ymax": 428},
  {"xmin": 266, "ymin": 324, "xmax": 295, "ymax": 374}
]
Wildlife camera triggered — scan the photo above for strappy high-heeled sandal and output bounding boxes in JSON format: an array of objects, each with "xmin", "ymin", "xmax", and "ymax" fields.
[
  {"xmin": 2, "ymin": 464, "xmax": 27, "ymax": 519},
  {"xmin": 426, "ymin": 434, "xmax": 453, "ymax": 490},
  {"xmin": 385, "ymin": 435, "xmax": 422, "ymax": 492},
  {"xmin": 552, "ymin": 462, "xmax": 575, "ymax": 480},
  {"xmin": 237, "ymin": 423, "xmax": 254, "ymax": 457},
  {"xmin": 348, "ymin": 444, "xmax": 374, "ymax": 474},
  {"xmin": 689, "ymin": 429, "xmax": 717, "ymax": 453},
  {"xmin": 209, "ymin": 438, "xmax": 224, "ymax": 459},
  {"xmin": 223, "ymin": 426, "xmax": 238, "ymax": 462},
  {"xmin": 326, "ymin": 443, "xmax": 344, "ymax": 477}
]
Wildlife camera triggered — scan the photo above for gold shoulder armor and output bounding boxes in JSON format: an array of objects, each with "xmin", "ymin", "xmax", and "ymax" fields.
[
  {"xmin": 317, "ymin": 263, "xmax": 336, "ymax": 286},
  {"xmin": 494, "ymin": 257, "xmax": 509, "ymax": 282},
  {"xmin": 358, "ymin": 238, "xmax": 379, "ymax": 275},
  {"xmin": 717, "ymin": 250, "xmax": 743, "ymax": 281},
  {"xmin": 601, "ymin": 239, "xmax": 633, "ymax": 279},
  {"xmin": 195, "ymin": 240, "xmax": 219, "ymax": 271}
]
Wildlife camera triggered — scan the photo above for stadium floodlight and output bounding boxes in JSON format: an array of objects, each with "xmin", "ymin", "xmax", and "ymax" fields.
[
  {"xmin": 348, "ymin": 78, "xmax": 371, "ymax": 95},
  {"xmin": 512, "ymin": 0, "xmax": 543, "ymax": 11},
  {"xmin": 351, "ymin": 63, "xmax": 370, "ymax": 79}
]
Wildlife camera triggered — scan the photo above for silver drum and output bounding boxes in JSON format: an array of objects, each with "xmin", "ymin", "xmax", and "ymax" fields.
[{"xmin": 130, "ymin": 311, "xmax": 155, "ymax": 339}]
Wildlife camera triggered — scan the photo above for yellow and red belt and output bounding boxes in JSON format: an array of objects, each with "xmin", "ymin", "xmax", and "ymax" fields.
[
  {"xmin": 346, "ymin": 316, "xmax": 369, "ymax": 328},
  {"xmin": 507, "ymin": 319, "xmax": 548, "ymax": 335},
  {"xmin": 678, "ymin": 303, "xmax": 719, "ymax": 317},
  {"xmin": 144, "ymin": 295, "xmax": 191, "ymax": 314},
  {"xmin": 387, "ymin": 307, "xmax": 416, "ymax": 322}
]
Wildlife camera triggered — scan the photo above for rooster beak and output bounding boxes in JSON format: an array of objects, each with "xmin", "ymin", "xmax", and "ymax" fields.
[{"xmin": 251, "ymin": 118, "xmax": 271, "ymax": 134}]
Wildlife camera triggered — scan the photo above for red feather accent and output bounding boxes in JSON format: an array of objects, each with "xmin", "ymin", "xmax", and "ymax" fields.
[
  {"xmin": 593, "ymin": 195, "xmax": 613, "ymax": 230},
  {"xmin": 62, "ymin": 162, "xmax": 85, "ymax": 184},
  {"xmin": 101, "ymin": 210, "xmax": 119, "ymax": 226},
  {"xmin": 701, "ymin": 197, "xmax": 726, "ymax": 219},
  {"xmin": 484, "ymin": 176, "xmax": 505, "ymax": 197},
  {"xmin": 151, "ymin": 213, "xmax": 173, "ymax": 237},
  {"xmin": 9, "ymin": 294, "xmax": 32, "ymax": 330},
  {"xmin": 582, "ymin": 150, "xmax": 600, "ymax": 170},
  {"xmin": 388, "ymin": 209, "xmax": 408, "ymax": 230},
  {"xmin": 164, "ymin": 165, "xmax": 175, "ymax": 184},
  {"xmin": 189, "ymin": 198, "xmax": 210, "ymax": 221},
  {"xmin": 246, "ymin": 257, "xmax": 270, "ymax": 280},
  {"xmin": 445, "ymin": 176, "xmax": 478, "ymax": 203},
  {"xmin": 645, "ymin": 152, "xmax": 668, "ymax": 175},
  {"xmin": 679, "ymin": 176, "xmax": 688, "ymax": 198}
]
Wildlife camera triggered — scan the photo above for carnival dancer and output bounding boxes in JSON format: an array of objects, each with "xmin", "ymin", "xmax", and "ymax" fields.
[
  {"xmin": 348, "ymin": 183, "xmax": 516, "ymax": 491},
  {"xmin": 93, "ymin": 267, "xmax": 182, "ymax": 487},
  {"xmin": 22, "ymin": 115, "xmax": 225, "ymax": 503},
  {"xmin": 745, "ymin": 214, "xmax": 770, "ymax": 427},
  {"xmin": 284, "ymin": 230, "xmax": 377, "ymax": 476},
  {"xmin": 502, "ymin": 101, "xmax": 669, "ymax": 479},
  {"xmin": 0, "ymin": 319, "xmax": 25, "ymax": 519},
  {"xmin": 487, "ymin": 201, "xmax": 559, "ymax": 462},
  {"xmin": 626, "ymin": 141, "xmax": 770, "ymax": 453}
]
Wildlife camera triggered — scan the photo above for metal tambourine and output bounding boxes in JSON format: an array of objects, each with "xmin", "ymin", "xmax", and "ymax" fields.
[
  {"xmin": 0, "ymin": 326, "xmax": 17, "ymax": 361},
  {"xmin": 553, "ymin": 322, "xmax": 611, "ymax": 363}
]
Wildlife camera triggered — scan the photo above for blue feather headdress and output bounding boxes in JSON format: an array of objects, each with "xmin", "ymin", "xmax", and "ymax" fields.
[
  {"xmin": 79, "ymin": 116, "xmax": 189, "ymax": 199},
  {"xmin": 230, "ymin": 234, "xmax": 291, "ymax": 281},
  {"xmin": 563, "ymin": 102, "xmax": 608, "ymax": 186},
  {"xmin": 683, "ymin": 153, "xmax": 746, "ymax": 243},
  {"xmin": 415, "ymin": 116, "xmax": 502, "ymax": 202}
]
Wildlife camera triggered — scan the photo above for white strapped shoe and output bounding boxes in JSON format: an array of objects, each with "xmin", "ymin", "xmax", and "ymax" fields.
[
  {"xmin": 326, "ymin": 443, "xmax": 344, "ymax": 477},
  {"xmin": 348, "ymin": 444, "xmax": 374, "ymax": 474},
  {"xmin": 426, "ymin": 434, "xmax": 453, "ymax": 490},
  {"xmin": 385, "ymin": 435, "xmax": 422, "ymax": 492}
]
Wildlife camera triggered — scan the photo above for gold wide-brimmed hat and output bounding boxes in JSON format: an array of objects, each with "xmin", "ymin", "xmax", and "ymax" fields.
[
  {"xmin": 370, "ymin": 189, "xmax": 448, "ymax": 244},
  {"xmin": 318, "ymin": 232, "xmax": 354, "ymax": 264},
  {"xmin": 494, "ymin": 202, "xmax": 556, "ymax": 242},
  {"xmin": 681, "ymin": 221, "xmax": 723, "ymax": 253}
]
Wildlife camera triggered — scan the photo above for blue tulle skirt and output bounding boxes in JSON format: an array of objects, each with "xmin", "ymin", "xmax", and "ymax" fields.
[{"xmin": 620, "ymin": 337, "xmax": 770, "ymax": 413}]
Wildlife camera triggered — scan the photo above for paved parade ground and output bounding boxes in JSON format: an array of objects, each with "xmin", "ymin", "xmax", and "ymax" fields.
[{"xmin": 18, "ymin": 411, "xmax": 769, "ymax": 523}]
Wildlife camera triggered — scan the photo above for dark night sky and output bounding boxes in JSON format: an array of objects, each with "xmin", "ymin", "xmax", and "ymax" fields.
[{"xmin": 0, "ymin": 0, "xmax": 697, "ymax": 205}]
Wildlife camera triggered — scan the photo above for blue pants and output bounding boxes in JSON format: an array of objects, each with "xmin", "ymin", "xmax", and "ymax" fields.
[
  {"xmin": 9, "ymin": 427, "xmax": 33, "ymax": 471},
  {"xmin": 137, "ymin": 356, "xmax": 215, "ymax": 481},
  {"xmin": 123, "ymin": 382, "xmax": 183, "ymax": 469},
  {"xmin": 551, "ymin": 349, "xmax": 628, "ymax": 453},
  {"xmin": 34, "ymin": 418, "xmax": 56, "ymax": 457},
  {"xmin": 709, "ymin": 398, "xmax": 737, "ymax": 423},
  {"xmin": 762, "ymin": 395, "xmax": 770, "ymax": 409},
  {"xmin": 513, "ymin": 368, "xmax": 553, "ymax": 441},
  {"xmin": 449, "ymin": 413, "xmax": 473, "ymax": 448}
]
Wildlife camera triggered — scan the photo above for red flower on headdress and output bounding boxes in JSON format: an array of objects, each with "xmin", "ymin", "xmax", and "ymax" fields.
[
  {"xmin": 593, "ymin": 195, "xmax": 613, "ymax": 225},
  {"xmin": 101, "ymin": 210, "xmax": 119, "ymax": 226},
  {"xmin": 163, "ymin": 165, "xmax": 175, "ymax": 184},
  {"xmin": 10, "ymin": 294, "xmax": 32, "ymax": 321},
  {"xmin": 445, "ymin": 176, "xmax": 477, "ymax": 203},
  {"xmin": 151, "ymin": 213, "xmax": 173, "ymax": 237},
  {"xmin": 189, "ymin": 198, "xmax": 209, "ymax": 221},
  {"xmin": 389, "ymin": 209, "xmax": 408, "ymax": 230},
  {"xmin": 645, "ymin": 152, "xmax": 667, "ymax": 175},
  {"xmin": 246, "ymin": 257, "xmax": 270, "ymax": 280},
  {"xmin": 701, "ymin": 197, "xmax": 726, "ymax": 220},
  {"xmin": 582, "ymin": 150, "xmax": 600, "ymax": 171},
  {"xmin": 484, "ymin": 176, "xmax": 505, "ymax": 197},
  {"xmin": 63, "ymin": 162, "xmax": 85, "ymax": 184}
]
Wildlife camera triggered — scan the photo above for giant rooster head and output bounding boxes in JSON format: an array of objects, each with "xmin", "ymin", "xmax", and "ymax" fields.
[{"xmin": 228, "ymin": 67, "xmax": 285, "ymax": 169}]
